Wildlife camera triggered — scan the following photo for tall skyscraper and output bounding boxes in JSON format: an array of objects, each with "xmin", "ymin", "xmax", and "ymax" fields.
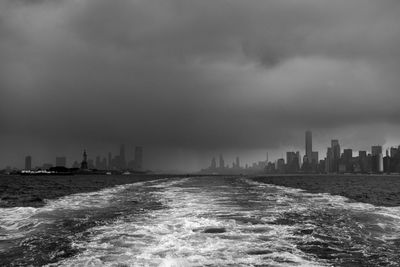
[
  {"xmin": 286, "ymin": 152, "xmax": 299, "ymax": 172},
  {"xmin": 305, "ymin": 130, "xmax": 312, "ymax": 163},
  {"xmin": 326, "ymin": 147, "xmax": 333, "ymax": 172},
  {"xmin": 210, "ymin": 157, "xmax": 217, "ymax": 169},
  {"xmin": 219, "ymin": 154, "xmax": 225, "ymax": 169},
  {"xmin": 134, "ymin": 146, "xmax": 143, "ymax": 170},
  {"xmin": 371, "ymin": 145, "xmax": 383, "ymax": 173},
  {"xmin": 343, "ymin": 149, "xmax": 353, "ymax": 172},
  {"xmin": 25, "ymin": 155, "xmax": 32, "ymax": 170},
  {"xmin": 371, "ymin": 145, "xmax": 382, "ymax": 156},
  {"xmin": 359, "ymin": 151, "xmax": 368, "ymax": 172},
  {"xmin": 331, "ymin": 139, "xmax": 341, "ymax": 172},
  {"xmin": 311, "ymin": 151, "xmax": 319, "ymax": 164},
  {"xmin": 235, "ymin": 156, "xmax": 240, "ymax": 168}
]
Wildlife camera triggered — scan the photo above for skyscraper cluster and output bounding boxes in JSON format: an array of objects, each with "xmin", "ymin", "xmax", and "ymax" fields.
[
  {"xmin": 268, "ymin": 131, "xmax": 400, "ymax": 174},
  {"xmin": 77, "ymin": 145, "xmax": 144, "ymax": 171},
  {"xmin": 19, "ymin": 145, "xmax": 144, "ymax": 172},
  {"xmin": 201, "ymin": 131, "xmax": 400, "ymax": 175}
]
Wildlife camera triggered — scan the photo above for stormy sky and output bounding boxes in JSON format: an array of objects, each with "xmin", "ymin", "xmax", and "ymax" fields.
[{"xmin": 1, "ymin": 0, "xmax": 400, "ymax": 171}]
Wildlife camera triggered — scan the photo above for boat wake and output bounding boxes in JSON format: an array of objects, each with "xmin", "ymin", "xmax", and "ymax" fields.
[{"xmin": 1, "ymin": 176, "xmax": 400, "ymax": 266}]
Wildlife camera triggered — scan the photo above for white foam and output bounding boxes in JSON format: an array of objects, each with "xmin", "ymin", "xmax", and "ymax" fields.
[
  {"xmin": 52, "ymin": 178, "xmax": 328, "ymax": 266},
  {"xmin": 0, "ymin": 180, "xmax": 148, "ymax": 241}
]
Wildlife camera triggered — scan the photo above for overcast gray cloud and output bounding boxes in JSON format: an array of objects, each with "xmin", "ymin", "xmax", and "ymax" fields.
[{"xmin": 1, "ymin": 0, "xmax": 400, "ymax": 171}]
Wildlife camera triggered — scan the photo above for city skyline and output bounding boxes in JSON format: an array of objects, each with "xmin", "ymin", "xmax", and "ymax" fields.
[
  {"xmin": 15, "ymin": 145, "xmax": 144, "ymax": 172},
  {"xmin": 2, "ymin": 130, "xmax": 400, "ymax": 173},
  {"xmin": 202, "ymin": 130, "xmax": 400, "ymax": 174}
]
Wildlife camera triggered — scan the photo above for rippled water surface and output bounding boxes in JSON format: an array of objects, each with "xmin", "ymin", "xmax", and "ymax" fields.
[{"xmin": 1, "ymin": 176, "xmax": 400, "ymax": 266}]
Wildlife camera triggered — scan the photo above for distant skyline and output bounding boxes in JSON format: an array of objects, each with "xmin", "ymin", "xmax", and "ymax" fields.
[{"xmin": 1, "ymin": 0, "xmax": 400, "ymax": 171}]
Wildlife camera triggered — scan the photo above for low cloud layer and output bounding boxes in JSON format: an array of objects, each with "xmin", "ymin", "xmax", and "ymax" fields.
[{"xmin": 1, "ymin": 0, "xmax": 400, "ymax": 170}]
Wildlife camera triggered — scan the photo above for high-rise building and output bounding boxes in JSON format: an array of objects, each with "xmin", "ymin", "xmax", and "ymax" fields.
[
  {"xmin": 371, "ymin": 146, "xmax": 382, "ymax": 156},
  {"xmin": 358, "ymin": 151, "xmax": 368, "ymax": 172},
  {"xmin": 311, "ymin": 151, "xmax": 319, "ymax": 164},
  {"xmin": 296, "ymin": 151, "xmax": 301, "ymax": 166},
  {"xmin": 25, "ymin": 155, "xmax": 32, "ymax": 170},
  {"xmin": 276, "ymin": 158, "xmax": 285, "ymax": 173},
  {"xmin": 210, "ymin": 157, "xmax": 217, "ymax": 169},
  {"xmin": 326, "ymin": 147, "xmax": 333, "ymax": 172},
  {"xmin": 235, "ymin": 156, "xmax": 240, "ymax": 168},
  {"xmin": 134, "ymin": 146, "xmax": 143, "ymax": 170},
  {"xmin": 305, "ymin": 130, "xmax": 312, "ymax": 163},
  {"xmin": 390, "ymin": 147, "xmax": 398, "ymax": 158},
  {"xmin": 343, "ymin": 149, "xmax": 353, "ymax": 172},
  {"xmin": 331, "ymin": 140, "xmax": 341, "ymax": 172},
  {"xmin": 371, "ymin": 145, "xmax": 383, "ymax": 173},
  {"xmin": 286, "ymin": 152, "xmax": 299, "ymax": 172},
  {"xmin": 56, "ymin": 156, "xmax": 66, "ymax": 167},
  {"xmin": 219, "ymin": 154, "xmax": 225, "ymax": 169}
]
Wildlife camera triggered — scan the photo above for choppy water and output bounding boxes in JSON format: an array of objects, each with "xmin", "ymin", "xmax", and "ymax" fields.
[{"xmin": 1, "ymin": 176, "xmax": 400, "ymax": 266}]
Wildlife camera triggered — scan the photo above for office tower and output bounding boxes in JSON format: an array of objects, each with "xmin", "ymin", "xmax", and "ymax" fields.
[
  {"xmin": 210, "ymin": 157, "xmax": 217, "ymax": 169},
  {"xmin": 56, "ymin": 156, "xmax": 66, "ymax": 167},
  {"xmin": 286, "ymin": 152, "xmax": 299, "ymax": 172},
  {"xmin": 390, "ymin": 147, "xmax": 398, "ymax": 158},
  {"xmin": 134, "ymin": 146, "xmax": 143, "ymax": 170},
  {"xmin": 305, "ymin": 130, "xmax": 312, "ymax": 163},
  {"xmin": 384, "ymin": 150, "xmax": 390, "ymax": 173},
  {"xmin": 371, "ymin": 146, "xmax": 382, "ymax": 156},
  {"xmin": 331, "ymin": 140, "xmax": 341, "ymax": 172},
  {"xmin": 219, "ymin": 154, "xmax": 225, "ymax": 169},
  {"xmin": 276, "ymin": 158, "xmax": 285, "ymax": 173},
  {"xmin": 296, "ymin": 151, "xmax": 301, "ymax": 167},
  {"xmin": 377, "ymin": 153, "xmax": 384, "ymax": 173},
  {"xmin": 326, "ymin": 147, "xmax": 333, "ymax": 173},
  {"xmin": 120, "ymin": 144, "xmax": 126, "ymax": 169},
  {"xmin": 311, "ymin": 151, "xmax": 319, "ymax": 163},
  {"xmin": 25, "ymin": 156, "xmax": 32, "ymax": 170},
  {"xmin": 343, "ymin": 149, "xmax": 353, "ymax": 172},
  {"xmin": 80, "ymin": 150, "xmax": 88, "ymax": 170},
  {"xmin": 359, "ymin": 151, "xmax": 367, "ymax": 172},
  {"xmin": 235, "ymin": 156, "xmax": 240, "ymax": 168},
  {"xmin": 371, "ymin": 145, "xmax": 383, "ymax": 173}
]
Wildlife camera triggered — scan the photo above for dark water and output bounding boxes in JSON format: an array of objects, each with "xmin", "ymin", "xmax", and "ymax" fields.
[{"xmin": 1, "ymin": 176, "xmax": 400, "ymax": 266}]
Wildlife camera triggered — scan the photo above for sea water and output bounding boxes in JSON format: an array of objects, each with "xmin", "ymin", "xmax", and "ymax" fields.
[{"xmin": 1, "ymin": 176, "xmax": 400, "ymax": 266}]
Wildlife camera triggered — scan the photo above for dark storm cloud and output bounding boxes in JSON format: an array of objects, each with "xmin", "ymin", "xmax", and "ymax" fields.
[{"xmin": 1, "ymin": 0, "xmax": 400, "ymax": 170}]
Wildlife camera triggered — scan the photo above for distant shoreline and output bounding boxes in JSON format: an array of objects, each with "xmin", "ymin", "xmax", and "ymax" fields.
[{"xmin": 250, "ymin": 174, "xmax": 400, "ymax": 207}]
